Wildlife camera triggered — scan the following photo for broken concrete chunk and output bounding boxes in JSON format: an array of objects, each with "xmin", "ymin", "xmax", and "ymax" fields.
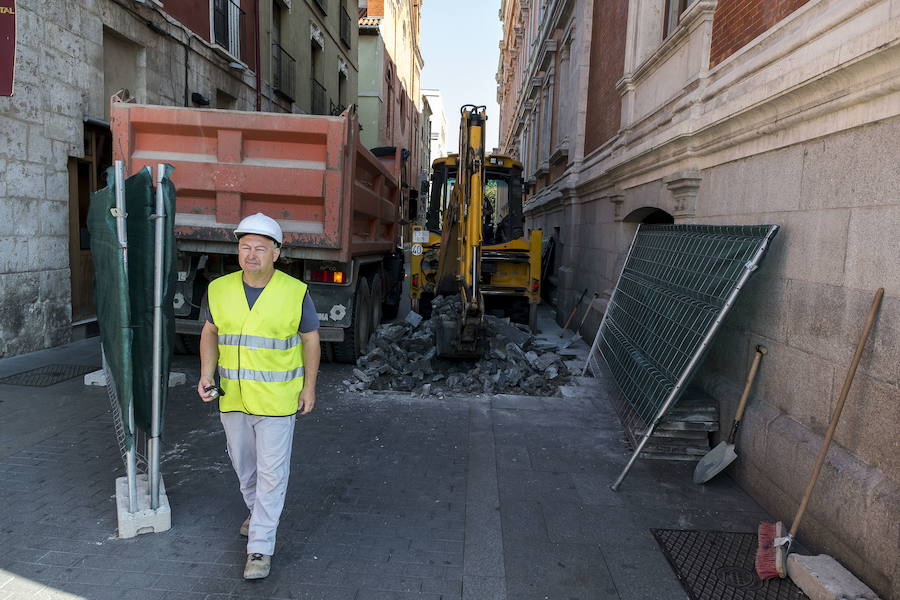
[
  {"xmin": 344, "ymin": 294, "xmax": 571, "ymax": 397},
  {"xmin": 352, "ymin": 368, "xmax": 374, "ymax": 383},
  {"xmin": 786, "ymin": 554, "xmax": 881, "ymax": 600},
  {"xmin": 524, "ymin": 374, "xmax": 544, "ymax": 390},
  {"xmin": 536, "ymin": 352, "xmax": 561, "ymax": 371},
  {"xmin": 405, "ymin": 311, "xmax": 424, "ymax": 328}
]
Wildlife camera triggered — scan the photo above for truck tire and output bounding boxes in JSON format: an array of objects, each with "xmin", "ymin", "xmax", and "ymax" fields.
[
  {"xmin": 370, "ymin": 273, "xmax": 384, "ymax": 331},
  {"xmin": 333, "ymin": 280, "xmax": 371, "ymax": 363},
  {"xmin": 383, "ymin": 299, "xmax": 400, "ymax": 320},
  {"xmin": 175, "ymin": 333, "xmax": 200, "ymax": 355}
]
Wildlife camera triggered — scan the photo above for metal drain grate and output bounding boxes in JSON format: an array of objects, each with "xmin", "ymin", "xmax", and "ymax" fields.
[
  {"xmin": 651, "ymin": 529, "xmax": 808, "ymax": 600},
  {"xmin": 0, "ymin": 364, "xmax": 98, "ymax": 387}
]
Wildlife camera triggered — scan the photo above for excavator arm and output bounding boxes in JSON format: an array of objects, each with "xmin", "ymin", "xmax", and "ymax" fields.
[{"xmin": 434, "ymin": 105, "xmax": 489, "ymax": 357}]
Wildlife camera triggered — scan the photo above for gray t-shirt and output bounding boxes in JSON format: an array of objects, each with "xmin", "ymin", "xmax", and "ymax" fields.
[{"xmin": 204, "ymin": 281, "xmax": 320, "ymax": 333}]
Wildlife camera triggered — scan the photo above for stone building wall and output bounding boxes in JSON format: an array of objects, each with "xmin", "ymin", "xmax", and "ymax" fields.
[
  {"xmin": 514, "ymin": 0, "xmax": 900, "ymax": 596},
  {"xmin": 0, "ymin": 0, "xmax": 256, "ymax": 357}
]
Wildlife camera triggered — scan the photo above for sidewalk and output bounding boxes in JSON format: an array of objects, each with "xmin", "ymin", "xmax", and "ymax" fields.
[{"xmin": 0, "ymin": 311, "xmax": 776, "ymax": 600}]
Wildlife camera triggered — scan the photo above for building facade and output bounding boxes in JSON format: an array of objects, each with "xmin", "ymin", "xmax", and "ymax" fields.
[
  {"xmin": 422, "ymin": 88, "xmax": 448, "ymax": 165},
  {"xmin": 259, "ymin": 0, "xmax": 359, "ymax": 115},
  {"xmin": 357, "ymin": 0, "xmax": 424, "ymax": 194},
  {"xmin": 0, "ymin": 0, "xmax": 356, "ymax": 358},
  {"xmin": 497, "ymin": 1, "xmax": 900, "ymax": 597}
]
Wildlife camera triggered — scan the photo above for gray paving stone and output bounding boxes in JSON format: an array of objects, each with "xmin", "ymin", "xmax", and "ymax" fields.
[
  {"xmin": 0, "ymin": 330, "xmax": 782, "ymax": 600},
  {"xmin": 461, "ymin": 575, "xmax": 505, "ymax": 600}
]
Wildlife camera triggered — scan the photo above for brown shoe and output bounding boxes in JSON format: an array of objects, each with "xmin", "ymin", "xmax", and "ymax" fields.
[
  {"xmin": 243, "ymin": 553, "xmax": 271, "ymax": 579},
  {"xmin": 240, "ymin": 515, "xmax": 250, "ymax": 537}
]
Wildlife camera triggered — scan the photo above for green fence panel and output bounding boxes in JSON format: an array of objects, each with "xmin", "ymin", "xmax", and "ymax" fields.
[
  {"xmin": 88, "ymin": 166, "xmax": 177, "ymax": 451},
  {"xmin": 586, "ymin": 224, "xmax": 780, "ymax": 431},
  {"xmin": 87, "ymin": 169, "xmax": 143, "ymax": 451},
  {"xmin": 126, "ymin": 165, "xmax": 177, "ymax": 436}
]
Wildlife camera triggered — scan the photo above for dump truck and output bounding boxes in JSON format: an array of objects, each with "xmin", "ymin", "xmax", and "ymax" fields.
[
  {"xmin": 408, "ymin": 105, "xmax": 542, "ymax": 357},
  {"xmin": 110, "ymin": 101, "xmax": 406, "ymax": 362}
]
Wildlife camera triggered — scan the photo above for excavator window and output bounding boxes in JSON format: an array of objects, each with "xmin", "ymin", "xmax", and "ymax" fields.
[{"xmin": 484, "ymin": 165, "xmax": 523, "ymax": 244}]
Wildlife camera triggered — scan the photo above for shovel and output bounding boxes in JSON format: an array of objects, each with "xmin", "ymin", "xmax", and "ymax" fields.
[
  {"xmin": 559, "ymin": 289, "xmax": 587, "ymax": 337},
  {"xmin": 693, "ymin": 345, "xmax": 767, "ymax": 484},
  {"xmin": 561, "ymin": 292, "xmax": 599, "ymax": 349}
]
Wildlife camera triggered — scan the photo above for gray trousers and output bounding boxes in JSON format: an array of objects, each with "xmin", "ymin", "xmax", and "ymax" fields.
[{"xmin": 220, "ymin": 412, "xmax": 296, "ymax": 555}]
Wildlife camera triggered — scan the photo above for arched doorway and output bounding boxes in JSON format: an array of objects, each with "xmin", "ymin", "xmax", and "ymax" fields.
[{"xmin": 623, "ymin": 206, "xmax": 674, "ymax": 224}]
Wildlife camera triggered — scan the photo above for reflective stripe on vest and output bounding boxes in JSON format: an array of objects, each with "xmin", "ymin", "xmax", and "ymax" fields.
[
  {"xmin": 218, "ymin": 365, "xmax": 305, "ymax": 383},
  {"xmin": 208, "ymin": 270, "xmax": 308, "ymax": 416},
  {"xmin": 218, "ymin": 333, "xmax": 303, "ymax": 351}
]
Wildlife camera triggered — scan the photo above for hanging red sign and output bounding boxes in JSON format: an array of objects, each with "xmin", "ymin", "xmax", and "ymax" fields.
[{"xmin": 0, "ymin": 0, "xmax": 15, "ymax": 96}]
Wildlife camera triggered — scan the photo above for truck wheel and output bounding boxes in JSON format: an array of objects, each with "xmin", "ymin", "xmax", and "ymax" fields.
[
  {"xmin": 333, "ymin": 280, "xmax": 371, "ymax": 363},
  {"xmin": 383, "ymin": 299, "xmax": 400, "ymax": 320},
  {"xmin": 416, "ymin": 292, "xmax": 434, "ymax": 320},
  {"xmin": 175, "ymin": 333, "xmax": 200, "ymax": 355},
  {"xmin": 370, "ymin": 274, "xmax": 383, "ymax": 331}
]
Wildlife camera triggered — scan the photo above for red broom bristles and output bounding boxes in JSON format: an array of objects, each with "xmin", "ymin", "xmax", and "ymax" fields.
[{"xmin": 755, "ymin": 521, "xmax": 781, "ymax": 580}]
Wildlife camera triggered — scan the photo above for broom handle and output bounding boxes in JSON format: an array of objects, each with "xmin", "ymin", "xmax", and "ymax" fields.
[{"xmin": 789, "ymin": 287, "xmax": 884, "ymax": 538}]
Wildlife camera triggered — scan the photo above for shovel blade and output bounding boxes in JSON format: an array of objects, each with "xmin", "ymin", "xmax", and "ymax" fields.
[
  {"xmin": 560, "ymin": 333, "xmax": 582, "ymax": 349},
  {"xmin": 693, "ymin": 441, "xmax": 738, "ymax": 484}
]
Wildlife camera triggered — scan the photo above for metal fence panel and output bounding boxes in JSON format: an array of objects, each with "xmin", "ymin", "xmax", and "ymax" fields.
[{"xmin": 584, "ymin": 224, "xmax": 779, "ymax": 488}]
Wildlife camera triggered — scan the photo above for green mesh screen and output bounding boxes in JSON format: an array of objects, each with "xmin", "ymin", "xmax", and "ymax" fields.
[
  {"xmin": 88, "ymin": 166, "xmax": 177, "ymax": 454},
  {"xmin": 585, "ymin": 224, "xmax": 779, "ymax": 432}
]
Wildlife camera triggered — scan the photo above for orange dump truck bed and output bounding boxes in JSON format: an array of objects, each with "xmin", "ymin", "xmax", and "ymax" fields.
[{"xmin": 110, "ymin": 103, "xmax": 401, "ymax": 261}]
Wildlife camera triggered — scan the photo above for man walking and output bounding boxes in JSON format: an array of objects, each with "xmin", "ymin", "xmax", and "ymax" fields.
[{"xmin": 197, "ymin": 213, "xmax": 320, "ymax": 580}]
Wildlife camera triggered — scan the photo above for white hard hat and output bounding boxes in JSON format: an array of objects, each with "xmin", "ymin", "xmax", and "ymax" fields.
[{"xmin": 234, "ymin": 213, "xmax": 283, "ymax": 246}]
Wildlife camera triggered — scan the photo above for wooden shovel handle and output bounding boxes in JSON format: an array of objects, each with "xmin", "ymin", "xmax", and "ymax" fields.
[
  {"xmin": 576, "ymin": 293, "xmax": 600, "ymax": 333},
  {"xmin": 560, "ymin": 289, "xmax": 588, "ymax": 335},
  {"xmin": 789, "ymin": 288, "xmax": 884, "ymax": 538},
  {"xmin": 727, "ymin": 345, "xmax": 767, "ymax": 444}
]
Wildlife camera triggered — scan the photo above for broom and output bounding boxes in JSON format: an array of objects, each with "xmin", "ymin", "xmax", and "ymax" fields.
[{"xmin": 756, "ymin": 287, "xmax": 884, "ymax": 580}]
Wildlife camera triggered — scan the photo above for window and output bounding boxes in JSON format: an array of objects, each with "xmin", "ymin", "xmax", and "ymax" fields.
[
  {"xmin": 385, "ymin": 71, "xmax": 393, "ymax": 133},
  {"xmin": 272, "ymin": 3, "xmax": 295, "ymax": 100},
  {"xmin": 213, "ymin": 0, "xmax": 246, "ymax": 61},
  {"xmin": 340, "ymin": 5, "xmax": 352, "ymax": 47},
  {"xmin": 310, "ymin": 42, "xmax": 327, "ymax": 114},
  {"xmin": 664, "ymin": 0, "xmax": 689, "ymax": 38},
  {"xmin": 338, "ymin": 71, "xmax": 347, "ymax": 110}
]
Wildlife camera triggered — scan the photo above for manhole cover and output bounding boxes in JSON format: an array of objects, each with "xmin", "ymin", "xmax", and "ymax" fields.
[
  {"xmin": 0, "ymin": 364, "xmax": 98, "ymax": 387},
  {"xmin": 651, "ymin": 529, "xmax": 808, "ymax": 600}
]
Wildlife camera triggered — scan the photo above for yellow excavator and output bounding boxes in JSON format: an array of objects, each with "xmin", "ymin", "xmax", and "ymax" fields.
[{"xmin": 409, "ymin": 105, "xmax": 542, "ymax": 357}]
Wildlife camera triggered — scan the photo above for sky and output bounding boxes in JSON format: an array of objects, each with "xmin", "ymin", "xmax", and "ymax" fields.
[{"xmin": 419, "ymin": 0, "xmax": 504, "ymax": 153}]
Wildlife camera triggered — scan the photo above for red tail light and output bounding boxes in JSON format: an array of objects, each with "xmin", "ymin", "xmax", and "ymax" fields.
[
  {"xmin": 412, "ymin": 274, "xmax": 420, "ymax": 287},
  {"xmin": 309, "ymin": 269, "xmax": 346, "ymax": 284},
  {"xmin": 531, "ymin": 279, "xmax": 540, "ymax": 292}
]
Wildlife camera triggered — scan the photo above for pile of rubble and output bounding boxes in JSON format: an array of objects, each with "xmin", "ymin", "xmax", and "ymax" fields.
[{"xmin": 343, "ymin": 296, "xmax": 571, "ymax": 396}]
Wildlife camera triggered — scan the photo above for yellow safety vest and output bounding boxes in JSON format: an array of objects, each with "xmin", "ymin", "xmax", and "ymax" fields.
[{"xmin": 207, "ymin": 270, "xmax": 307, "ymax": 416}]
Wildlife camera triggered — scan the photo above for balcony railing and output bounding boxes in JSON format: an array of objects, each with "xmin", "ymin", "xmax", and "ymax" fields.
[
  {"xmin": 310, "ymin": 78, "xmax": 328, "ymax": 115},
  {"xmin": 340, "ymin": 7, "xmax": 352, "ymax": 47},
  {"xmin": 330, "ymin": 101, "xmax": 347, "ymax": 116},
  {"xmin": 313, "ymin": 0, "xmax": 327, "ymax": 14},
  {"xmin": 213, "ymin": 0, "xmax": 246, "ymax": 62},
  {"xmin": 272, "ymin": 43, "xmax": 296, "ymax": 100}
]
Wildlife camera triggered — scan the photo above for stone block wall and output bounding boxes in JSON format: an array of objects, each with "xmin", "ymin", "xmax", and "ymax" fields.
[
  {"xmin": 525, "ymin": 116, "xmax": 900, "ymax": 598},
  {"xmin": 0, "ymin": 0, "xmax": 257, "ymax": 358},
  {"xmin": 691, "ymin": 118, "xmax": 900, "ymax": 597}
]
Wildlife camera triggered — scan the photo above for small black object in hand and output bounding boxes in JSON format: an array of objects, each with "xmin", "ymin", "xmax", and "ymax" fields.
[{"xmin": 204, "ymin": 385, "xmax": 225, "ymax": 399}]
